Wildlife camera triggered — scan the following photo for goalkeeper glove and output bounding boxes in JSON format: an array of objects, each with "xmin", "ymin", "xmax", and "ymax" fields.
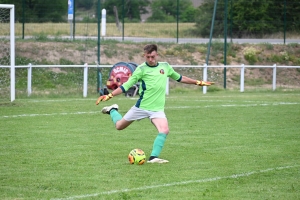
[
  {"xmin": 196, "ymin": 80, "xmax": 215, "ymax": 86},
  {"xmin": 96, "ymin": 93, "xmax": 113, "ymax": 105}
]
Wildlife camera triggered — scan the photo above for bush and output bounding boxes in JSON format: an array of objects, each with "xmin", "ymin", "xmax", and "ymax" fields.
[{"xmin": 243, "ymin": 47, "xmax": 258, "ymax": 65}]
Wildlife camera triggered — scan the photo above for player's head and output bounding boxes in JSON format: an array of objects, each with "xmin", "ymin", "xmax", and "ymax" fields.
[
  {"xmin": 143, "ymin": 44, "xmax": 158, "ymax": 66},
  {"xmin": 144, "ymin": 44, "xmax": 157, "ymax": 54}
]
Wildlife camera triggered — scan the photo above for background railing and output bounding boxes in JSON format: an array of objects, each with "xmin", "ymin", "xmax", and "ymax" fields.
[
  {"xmin": 1, "ymin": 64, "xmax": 299, "ymax": 102},
  {"xmin": 1, "ymin": 1, "xmax": 300, "ymax": 102}
]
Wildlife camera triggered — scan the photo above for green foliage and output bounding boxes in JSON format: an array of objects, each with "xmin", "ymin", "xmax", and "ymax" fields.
[
  {"xmin": 288, "ymin": 43, "xmax": 300, "ymax": 48},
  {"xmin": 197, "ymin": 46, "xmax": 207, "ymax": 54},
  {"xmin": 194, "ymin": 0, "xmax": 224, "ymax": 37},
  {"xmin": 268, "ymin": 1, "xmax": 300, "ymax": 32},
  {"xmin": 267, "ymin": 51, "xmax": 293, "ymax": 64},
  {"xmin": 164, "ymin": 45, "xmax": 198, "ymax": 64},
  {"xmin": 232, "ymin": 0, "xmax": 275, "ymax": 36},
  {"xmin": 212, "ymin": 41, "xmax": 224, "ymax": 53},
  {"xmin": 227, "ymin": 44, "xmax": 237, "ymax": 58},
  {"xmin": 181, "ymin": 5, "xmax": 197, "ymax": 22},
  {"xmin": 194, "ymin": 0, "xmax": 300, "ymax": 37},
  {"xmin": 15, "ymin": 56, "xmax": 38, "ymax": 65},
  {"xmin": 174, "ymin": 43, "xmax": 197, "ymax": 53},
  {"xmin": 1, "ymin": 0, "xmax": 67, "ymax": 22},
  {"xmin": 59, "ymin": 58, "xmax": 74, "ymax": 65},
  {"xmin": 33, "ymin": 32, "xmax": 48, "ymax": 41},
  {"xmin": 260, "ymin": 43, "xmax": 274, "ymax": 50},
  {"xmin": 268, "ymin": 54, "xmax": 281, "ymax": 63},
  {"xmin": 103, "ymin": 48, "xmax": 118, "ymax": 58},
  {"xmin": 76, "ymin": 0, "xmax": 94, "ymax": 10},
  {"xmin": 147, "ymin": 0, "xmax": 195, "ymax": 22},
  {"xmin": 232, "ymin": 74, "xmax": 240, "ymax": 82},
  {"xmin": 244, "ymin": 47, "xmax": 258, "ymax": 65},
  {"xmin": 245, "ymin": 78, "xmax": 265, "ymax": 86},
  {"xmin": 0, "ymin": 56, "xmax": 9, "ymax": 66},
  {"xmin": 147, "ymin": 9, "xmax": 176, "ymax": 22},
  {"xmin": 100, "ymin": 0, "xmax": 150, "ymax": 22},
  {"xmin": 81, "ymin": 16, "xmax": 97, "ymax": 23},
  {"xmin": 280, "ymin": 51, "xmax": 290, "ymax": 62}
]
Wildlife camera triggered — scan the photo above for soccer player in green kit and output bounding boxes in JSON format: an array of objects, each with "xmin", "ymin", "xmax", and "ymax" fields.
[{"xmin": 96, "ymin": 44, "xmax": 214, "ymax": 163}]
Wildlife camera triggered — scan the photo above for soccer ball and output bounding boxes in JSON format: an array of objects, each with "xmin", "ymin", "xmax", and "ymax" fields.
[{"xmin": 128, "ymin": 149, "xmax": 146, "ymax": 165}]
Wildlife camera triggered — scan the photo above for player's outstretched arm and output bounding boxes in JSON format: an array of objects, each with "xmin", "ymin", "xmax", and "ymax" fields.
[{"xmin": 180, "ymin": 76, "xmax": 214, "ymax": 86}]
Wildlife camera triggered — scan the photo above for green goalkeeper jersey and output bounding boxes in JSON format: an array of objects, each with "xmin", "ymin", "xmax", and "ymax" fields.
[{"xmin": 120, "ymin": 62, "xmax": 182, "ymax": 111}]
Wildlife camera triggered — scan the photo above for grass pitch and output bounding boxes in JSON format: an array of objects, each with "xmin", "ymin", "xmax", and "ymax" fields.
[{"xmin": 0, "ymin": 91, "xmax": 299, "ymax": 200}]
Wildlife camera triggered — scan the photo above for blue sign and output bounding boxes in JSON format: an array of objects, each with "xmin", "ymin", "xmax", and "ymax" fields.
[{"xmin": 68, "ymin": 0, "xmax": 74, "ymax": 20}]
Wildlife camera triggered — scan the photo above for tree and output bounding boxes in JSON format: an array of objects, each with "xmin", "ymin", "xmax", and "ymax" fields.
[
  {"xmin": 231, "ymin": 0, "xmax": 275, "ymax": 37},
  {"xmin": 194, "ymin": 0, "xmax": 300, "ymax": 38},
  {"xmin": 100, "ymin": 0, "xmax": 150, "ymax": 22},
  {"xmin": 194, "ymin": 0, "xmax": 224, "ymax": 37},
  {"xmin": 34, "ymin": 0, "xmax": 66, "ymax": 22},
  {"xmin": 181, "ymin": 5, "xmax": 197, "ymax": 22},
  {"xmin": 76, "ymin": 0, "xmax": 94, "ymax": 10},
  {"xmin": 0, "ymin": 0, "xmax": 67, "ymax": 22},
  {"xmin": 268, "ymin": 0, "xmax": 300, "ymax": 32},
  {"xmin": 147, "ymin": 0, "xmax": 195, "ymax": 22}
]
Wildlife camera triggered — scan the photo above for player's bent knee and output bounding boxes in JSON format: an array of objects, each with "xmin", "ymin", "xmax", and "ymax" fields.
[
  {"xmin": 161, "ymin": 128, "xmax": 169, "ymax": 134},
  {"xmin": 115, "ymin": 120, "xmax": 132, "ymax": 130},
  {"xmin": 115, "ymin": 125, "xmax": 125, "ymax": 130}
]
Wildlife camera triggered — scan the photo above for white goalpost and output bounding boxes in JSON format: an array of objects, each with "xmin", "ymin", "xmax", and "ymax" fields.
[{"xmin": 0, "ymin": 4, "xmax": 15, "ymax": 102}]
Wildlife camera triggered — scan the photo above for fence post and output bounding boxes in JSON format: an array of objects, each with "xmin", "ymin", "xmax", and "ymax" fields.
[
  {"xmin": 272, "ymin": 64, "xmax": 277, "ymax": 91},
  {"xmin": 203, "ymin": 64, "xmax": 208, "ymax": 94},
  {"xmin": 83, "ymin": 63, "xmax": 88, "ymax": 97},
  {"xmin": 27, "ymin": 63, "xmax": 32, "ymax": 96},
  {"xmin": 101, "ymin": 9, "xmax": 106, "ymax": 36},
  {"xmin": 166, "ymin": 77, "xmax": 169, "ymax": 95},
  {"xmin": 240, "ymin": 64, "xmax": 244, "ymax": 92}
]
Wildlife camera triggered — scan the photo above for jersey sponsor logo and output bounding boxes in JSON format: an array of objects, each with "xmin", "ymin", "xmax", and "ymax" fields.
[{"xmin": 160, "ymin": 69, "xmax": 165, "ymax": 74}]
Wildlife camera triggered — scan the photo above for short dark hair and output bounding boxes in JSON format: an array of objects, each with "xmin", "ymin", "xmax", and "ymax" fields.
[{"xmin": 144, "ymin": 44, "xmax": 157, "ymax": 54}]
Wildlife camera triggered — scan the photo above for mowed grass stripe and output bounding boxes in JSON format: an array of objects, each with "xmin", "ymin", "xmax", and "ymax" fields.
[
  {"xmin": 1, "ymin": 102, "xmax": 299, "ymax": 118},
  {"xmin": 51, "ymin": 165, "xmax": 299, "ymax": 200},
  {"xmin": 1, "ymin": 92, "xmax": 299, "ymax": 199}
]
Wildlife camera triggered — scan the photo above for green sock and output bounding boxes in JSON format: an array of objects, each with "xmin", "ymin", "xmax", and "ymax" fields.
[
  {"xmin": 110, "ymin": 109, "xmax": 122, "ymax": 125},
  {"xmin": 150, "ymin": 133, "xmax": 167, "ymax": 157}
]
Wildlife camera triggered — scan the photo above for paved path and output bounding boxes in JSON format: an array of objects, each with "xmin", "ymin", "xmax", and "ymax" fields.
[
  {"xmin": 74, "ymin": 36, "xmax": 300, "ymax": 44},
  {"xmin": 19, "ymin": 36, "xmax": 300, "ymax": 44}
]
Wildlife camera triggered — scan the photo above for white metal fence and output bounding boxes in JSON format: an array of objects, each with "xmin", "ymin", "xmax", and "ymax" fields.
[{"xmin": 1, "ymin": 64, "xmax": 299, "ymax": 102}]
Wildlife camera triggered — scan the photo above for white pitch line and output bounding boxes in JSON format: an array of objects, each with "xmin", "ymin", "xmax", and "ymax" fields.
[
  {"xmin": 166, "ymin": 102, "xmax": 299, "ymax": 109},
  {"xmin": 51, "ymin": 165, "xmax": 299, "ymax": 200},
  {"xmin": 1, "ymin": 111, "xmax": 101, "ymax": 118},
  {"xmin": 1, "ymin": 102, "xmax": 299, "ymax": 118},
  {"xmin": 27, "ymin": 99, "xmax": 96, "ymax": 102}
]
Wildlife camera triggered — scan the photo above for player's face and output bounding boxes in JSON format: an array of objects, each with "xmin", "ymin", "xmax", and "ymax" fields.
[{"xmin": 144, "ymin": 51, "xmax": 158, "ymax": 66}]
